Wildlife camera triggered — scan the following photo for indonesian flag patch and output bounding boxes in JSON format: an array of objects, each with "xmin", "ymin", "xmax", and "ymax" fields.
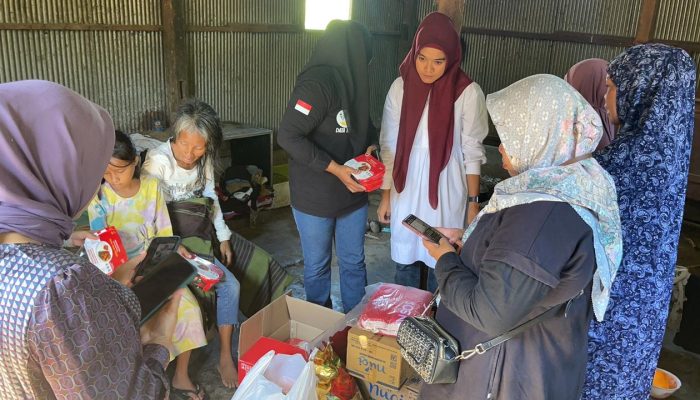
[{"xmin": 294, "ymin": 99, "xmax": 312, "ymax": 115}]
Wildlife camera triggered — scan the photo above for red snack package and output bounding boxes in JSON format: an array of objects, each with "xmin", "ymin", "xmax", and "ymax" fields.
[
  {"xmin": 186, "ymin": 255, "xmax": 224, "ymax": 292},
  {"xmin": 358, "ymin": 283, "xmax": 433, "ymax": 337},
  {"xmin": 344, "ymin": 154, "xmax": 385, "ymax": 192},
  {"xmin": 83, "ymin": 226, "xmax": 128, "ymax": 275}
]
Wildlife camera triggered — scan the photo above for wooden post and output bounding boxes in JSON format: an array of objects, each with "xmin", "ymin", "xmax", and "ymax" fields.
[
  {"xmin": 162, "ymin": 0, "xmax": 188, "ymax": 119},
  {"xmin": 635, "ymin": 0, "xmax": 660, "ymax": 43},
  {"xmin": 400, "ymin": 0, "xmax": 418, "ymax": 55},
  {"xmin": 436, "ymin": 0, "xmax": 464, "ymax": 33}
]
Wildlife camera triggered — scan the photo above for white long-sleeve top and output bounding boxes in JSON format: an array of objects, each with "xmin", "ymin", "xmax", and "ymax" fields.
[
  {"xmin": 142, "ymin": 140, "xmax": 232, "ymax": 242},
  {"xmin": 379, "ymin": 77, "xmax": 488, "ymax": 267}
]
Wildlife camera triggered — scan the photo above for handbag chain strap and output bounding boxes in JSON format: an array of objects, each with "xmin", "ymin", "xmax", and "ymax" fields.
[{"xmin": 452, "ymin": 289, "xmax": 584, "ymax": 361}]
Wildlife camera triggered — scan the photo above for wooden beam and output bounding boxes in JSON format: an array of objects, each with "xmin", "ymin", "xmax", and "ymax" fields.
[
  {"xmin": 186, "ymin": 23, "xmax": 303, "ymax": 33},
  {"xmin": 436, "ymin": 0, "xmax": 464, "ymax": 32},
  {"xmin": 462, "ymin": 27, "xmax": 634, "ymax": 47},
  {"xmin": 635, "ymin": 0, "xmax": 660, "ymax": 43},
  {"xmin": 0, "ymin": 23, "xmax": 160, "ymax": 31},
  {"xmin": 161, "ymin": 0, "xmax": 188, "ymax": 118}
]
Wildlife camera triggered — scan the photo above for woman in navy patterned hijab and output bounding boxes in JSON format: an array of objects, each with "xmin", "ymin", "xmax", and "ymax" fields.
[{"xmin": 583, "ymin": 44, "xmax": 696, "ymax": 399}]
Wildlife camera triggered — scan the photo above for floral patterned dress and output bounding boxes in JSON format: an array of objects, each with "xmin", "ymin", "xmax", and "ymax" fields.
[{"xmin": 583, "ymin": 44, "xmax": 697, "ymax": 399}]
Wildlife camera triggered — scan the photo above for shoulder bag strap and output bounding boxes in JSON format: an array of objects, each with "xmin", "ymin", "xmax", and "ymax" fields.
[{"xmin": 454, "ymin": 289, "xmax": 585, "ymax": 361}]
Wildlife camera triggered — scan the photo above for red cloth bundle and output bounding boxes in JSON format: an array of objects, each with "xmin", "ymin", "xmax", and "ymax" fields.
[{"xmin": 358, "ymin": 283, "xmax": 433, "ymax": 336}]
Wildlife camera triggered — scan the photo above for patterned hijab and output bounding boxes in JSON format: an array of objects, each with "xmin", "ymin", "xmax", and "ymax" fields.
[
  {"xmin": 393, "ymin": 12, "xmax": 473, "ymax": 209},
  {"xmin": 0, "ymin": 80, "xmax": 114, "ymax": 246},
  {"xmin": 583, "ymin": 44, "xmax": 696, "ymax": 400},
  {"xmin": 464, "ymin": 74, "xmax": 622, "ymax": 321},
  {"xmin": 565, "ymin": 58, "xmax": 616, "ymax": 151}
]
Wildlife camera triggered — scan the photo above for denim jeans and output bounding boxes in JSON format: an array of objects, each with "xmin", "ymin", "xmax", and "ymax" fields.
[
  {"xmin": 292, "ymin": 205, "xmax": 368, "ymax": 313},
  {"xmin": 395, "ymin": 261, "xmax": 438, "ymax": 293},
  {"xmin": 214, "ymin": 258, "xmax": 240, "ymax": 326}
]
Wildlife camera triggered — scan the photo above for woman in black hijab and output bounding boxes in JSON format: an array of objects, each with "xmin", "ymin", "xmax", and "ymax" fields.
[{"xmin": 278, "ymin": 20, "xmax": 376, "ymax": 312}]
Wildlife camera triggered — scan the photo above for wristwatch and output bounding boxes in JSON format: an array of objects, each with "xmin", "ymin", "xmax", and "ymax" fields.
[{"xmin": 467, "ymin": 195, "xmax": 480, "ymax": 204}]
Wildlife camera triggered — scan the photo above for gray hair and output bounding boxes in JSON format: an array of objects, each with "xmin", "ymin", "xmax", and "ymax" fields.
[{"xmin": 171, "ymin": 99, "xmax": 223, "ymax": 188}]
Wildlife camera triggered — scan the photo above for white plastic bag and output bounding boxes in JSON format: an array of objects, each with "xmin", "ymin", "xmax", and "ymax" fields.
[
  {"xmin": 265, "ymin": 353, "xmax": 307, "ymax": 394},
  {"xmin": 232, "ymin": 350, "xmax": 318, "ymax": 400}
]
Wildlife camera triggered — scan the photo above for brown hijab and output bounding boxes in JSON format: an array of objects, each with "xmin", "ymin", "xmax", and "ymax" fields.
[
  {"xmin": 393, "ymin": 12, "xmax": 473, "ymax": 209},
  {"xmin": 0, "ymin": 80, "xmax": 114, "ymax": 246},
  {"xmin": 565, "ymin": 58, "xmax": 616, "ymax": 150}
]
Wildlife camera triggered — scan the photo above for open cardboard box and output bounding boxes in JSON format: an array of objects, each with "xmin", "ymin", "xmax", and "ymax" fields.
[{"xmin": 237, "ymin": 294, "xmax": 345, "ymax": 383}]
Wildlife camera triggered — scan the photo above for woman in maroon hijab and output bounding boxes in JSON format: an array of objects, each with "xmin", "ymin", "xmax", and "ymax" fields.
[
  {"xmin": 0, "ymin": 80, "xmax": 181, "ymax": 399},
  {"xmin": 378, "ymin": 12, "xmax": 488, "ymax": 290},
  {"xmin": 565, "ymin": 58, "xmax": 617, "ymax": 150}
]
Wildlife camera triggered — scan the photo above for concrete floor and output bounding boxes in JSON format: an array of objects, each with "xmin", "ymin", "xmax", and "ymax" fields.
[{"xmin": 189, "ymin": 156, "xmax": 700, "ymax": 399}]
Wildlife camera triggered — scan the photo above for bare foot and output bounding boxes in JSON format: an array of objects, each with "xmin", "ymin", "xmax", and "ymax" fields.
[{"xmin": 218, "ymin": 356, "xmax": 238, "ymax": 389}]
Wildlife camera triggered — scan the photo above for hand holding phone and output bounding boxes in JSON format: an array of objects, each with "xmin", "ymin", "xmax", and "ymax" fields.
[{"xmin": 402, "ymin": 214, "xmax": 445, "ymax": 244}]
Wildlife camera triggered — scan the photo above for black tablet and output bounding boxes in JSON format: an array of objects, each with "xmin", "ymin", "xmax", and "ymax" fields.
[
  {"xmin": 131, "ymin": 252, "xmax": 196, "ymax": 324},
  {"xmin": 134, "ymin": 236, "xmax": 181, "ymax": 279}
]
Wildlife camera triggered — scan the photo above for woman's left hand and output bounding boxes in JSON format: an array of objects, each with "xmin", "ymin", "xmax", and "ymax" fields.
[
  {"xmin": 68, "ymin": 230, "xmax": 98, "ymax": 247},
  {"xmin": 220, "ymin": 240, "xmax": 234, "ymax": 266},
  {"xmin": 177, "ymin": 245, "xmax": 193, "ymax": 259},
  {"xmin": 365, "ymin": 144, "xmax": 378, "ymax": 156},
  {"xmin": 422, "ymin": 237, "xmax": 456, "ymax": 261}
]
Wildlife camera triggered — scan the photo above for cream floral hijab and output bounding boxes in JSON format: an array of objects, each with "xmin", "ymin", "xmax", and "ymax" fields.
[{"xmin": 464, "ymin": 74, "xmax": 622, "ymax": 322}]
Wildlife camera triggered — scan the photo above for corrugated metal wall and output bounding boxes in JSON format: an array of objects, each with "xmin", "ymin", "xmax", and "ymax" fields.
[
  {"xmin": 0, "ymin": 0, "xmax": 165, "ymax": 131},
  {"xmin": 418, "ymin": 0, "xmax": 697, "ymax": 98},
  {"xmin": 186, "ymin": 0, "xmax": 403, "ymax": 130},
  {"xmin": 3, "ymin": 1, "xmax": 697, "ymax": 132},
  {"xmin": 656, "ymin": 0, "xmax": 700, "ymax": 42},
  {"xmin": 187, "ymin": 31, "xmax": 321, "ymax": 129},
  {"xmin": 1, "ymin": 0, "xmax": 403, "ymax": 132},
  {"xmin": 0, "ymin": 0, "xmax": 161, "ymax": 25}
]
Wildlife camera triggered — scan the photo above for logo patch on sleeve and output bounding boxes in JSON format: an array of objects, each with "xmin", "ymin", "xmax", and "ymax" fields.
[{"xmin": 294, "ymin": 99, "xmax": 312, "ymax": 115}]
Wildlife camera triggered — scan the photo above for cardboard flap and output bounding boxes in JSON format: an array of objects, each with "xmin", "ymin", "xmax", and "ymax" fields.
[{"xmin": 286, "ymin": 296, "xmax": 344, "ymax": 331}]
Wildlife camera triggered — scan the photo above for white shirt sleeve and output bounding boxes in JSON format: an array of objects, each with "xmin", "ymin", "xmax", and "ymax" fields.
[
  {"xmin": 379, "ymin": 78, "xmax": 404, "ymax": 190},
  {"xmin": 203, "ymin": 163, "xmax": 232, "ymax": 242},
  {"xmin": 459, "ymin": 83, "xmax": 488, "ymax": 175}
]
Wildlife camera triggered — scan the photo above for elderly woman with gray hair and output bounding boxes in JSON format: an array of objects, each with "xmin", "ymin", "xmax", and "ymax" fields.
[{"xmin": 142, "ymin": 99, "xmax": 241, "ymax": 390}]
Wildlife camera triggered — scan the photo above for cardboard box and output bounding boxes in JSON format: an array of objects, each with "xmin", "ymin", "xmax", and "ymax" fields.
[
  {"xmin": 346, "ymin": 327, "xmax": 412, "ymax": 390},
  {"xmin": 357, "ymin": 374, "xmax": 422, "ymax": 400},
  {"xmin": 237, "ymin": 294, "xmax": 345, "ymax": 384}
]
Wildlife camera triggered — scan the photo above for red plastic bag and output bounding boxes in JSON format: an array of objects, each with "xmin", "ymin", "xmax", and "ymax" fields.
[{"xmin": 358, "ymin": 283, "xmax": 432, "ymax": 336}]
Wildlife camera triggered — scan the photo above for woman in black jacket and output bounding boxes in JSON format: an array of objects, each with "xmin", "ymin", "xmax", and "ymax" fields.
[{"xmin": 278, "ymin": 20, "xmax": 377, "ymax": 313}]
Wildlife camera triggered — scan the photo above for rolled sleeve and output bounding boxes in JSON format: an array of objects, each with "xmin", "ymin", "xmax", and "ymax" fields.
[
  {"xmin": 379, "ymin": 78, "xmax": 403, "ymax": 190},
  {"xmin": 460, "ymin": 83, "xmax": 488, "ymax": 175}
]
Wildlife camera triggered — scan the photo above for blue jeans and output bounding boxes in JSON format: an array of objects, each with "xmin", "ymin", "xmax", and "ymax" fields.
[
  {"xmin": 214, "ymin": 258, "xmax": 240, "ymax": 326},
  {"xmin": 395, "ymin": 261, "xmax": 438, "ymax": 293},
  {"xmin": 292, "ymin": 205, "xmax": 368, "ymax": 313}
]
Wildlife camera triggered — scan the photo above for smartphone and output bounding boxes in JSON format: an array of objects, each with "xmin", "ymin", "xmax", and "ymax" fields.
[
  {"xmin": 131, "ymin": 252, "xmax": 196, "ymax": 324},
  {"xmin": 135, "ymin": 236, "xmax": 181, "ymax": 278},
  {"xmin": 402, "ymin": 214, "xmax": 445, "ymax": 244}
]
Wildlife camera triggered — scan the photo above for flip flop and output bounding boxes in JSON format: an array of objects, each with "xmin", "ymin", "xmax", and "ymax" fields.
[{"xmin": 170, "ymin": 383, "xmax": 208, "ymax": 400}]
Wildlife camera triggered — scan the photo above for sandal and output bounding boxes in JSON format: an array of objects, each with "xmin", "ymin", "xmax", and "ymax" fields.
[{"xmin": 170, "ymin": 383, "xmax": 208, "ymax": 400}]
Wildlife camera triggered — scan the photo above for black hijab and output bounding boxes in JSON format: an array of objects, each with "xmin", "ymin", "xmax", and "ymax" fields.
[{"xmin": 299, "ymin": 20, "xmax": 373, "ymax": 155}]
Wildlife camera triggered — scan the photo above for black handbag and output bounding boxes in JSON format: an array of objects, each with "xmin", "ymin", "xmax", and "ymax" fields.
[{"xmin": 396, "ymin": 290, "xmax": 583, "ymax": 384}]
